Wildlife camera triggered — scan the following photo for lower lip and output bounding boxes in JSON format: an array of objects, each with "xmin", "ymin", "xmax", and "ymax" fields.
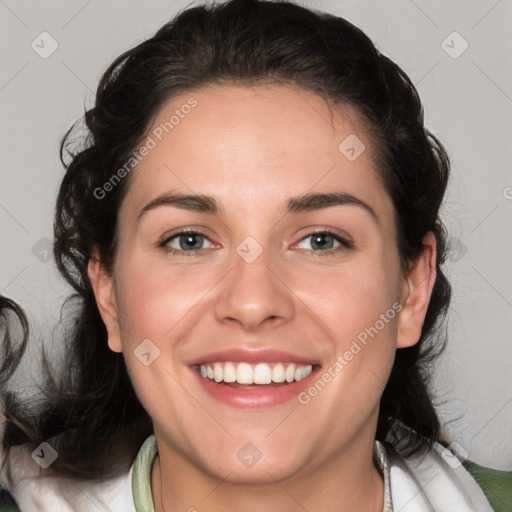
[{"xmin": 192, "ymin": 367, "xmax": 319, "ymax": 408}]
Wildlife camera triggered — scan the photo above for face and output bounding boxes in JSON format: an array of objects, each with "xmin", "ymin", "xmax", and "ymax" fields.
[{"xmin": 89, "ymin": 84, "xmax": 435, "ymax": 484}]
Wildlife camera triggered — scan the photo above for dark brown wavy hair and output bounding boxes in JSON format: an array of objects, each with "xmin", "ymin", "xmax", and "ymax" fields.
[{"xmin": 0, "ymin": 0, "xmax": 451, "ymax": 482}]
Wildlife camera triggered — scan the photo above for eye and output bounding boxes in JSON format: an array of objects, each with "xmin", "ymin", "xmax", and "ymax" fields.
[
  {"xmin": 294, "ymin": 230, "xmax": 352, "ymax": 255},
  {"xmin": 160, "ymin": 230, "xmax": 216, "ymax": 256},
  {"xmin": 158, "ymin": 228, "xmax": 352, "ymax": 257}
]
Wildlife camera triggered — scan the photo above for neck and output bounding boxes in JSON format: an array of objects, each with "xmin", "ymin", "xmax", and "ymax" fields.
[{"xmin": 151, "ymin": 434, "xmax": 384, "ymax": 512}]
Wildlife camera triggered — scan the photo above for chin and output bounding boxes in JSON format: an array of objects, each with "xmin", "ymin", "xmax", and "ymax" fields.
[{"xmin": 200, "ymin": 448, "xmax": 308, "ymax": 485}]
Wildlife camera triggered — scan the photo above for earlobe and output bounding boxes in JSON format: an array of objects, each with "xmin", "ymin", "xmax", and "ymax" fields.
[
  {"xmin": 396, "ymin": 232, "xmax": 437, "ymax": 349},
  {"xmin": 87, "ymin": 247, "xmax": 123, "ymax": 353}
]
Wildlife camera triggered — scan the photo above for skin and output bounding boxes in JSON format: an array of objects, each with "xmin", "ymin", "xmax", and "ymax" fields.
[{"xmin": 89, "ymin": 84, "xmax": 436, "ymax": 512}]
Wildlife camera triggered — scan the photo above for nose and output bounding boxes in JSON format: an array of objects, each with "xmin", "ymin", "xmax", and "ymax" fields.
[{"xmin": 213, "ymin": 246, "xmax": 295, "ymax": 333}]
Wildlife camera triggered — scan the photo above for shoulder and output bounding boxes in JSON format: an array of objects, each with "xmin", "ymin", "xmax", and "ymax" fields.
[
  {"xmin": 0, "ymin": 441, "xmax": 137, "ymax": 512},
  {"xmin": 384, "ymin": 422, "xmax": 511, "ymax": 511},
  {"xmin": 387, "ymin": 442, "xmax": 512, "ymax": 512}
]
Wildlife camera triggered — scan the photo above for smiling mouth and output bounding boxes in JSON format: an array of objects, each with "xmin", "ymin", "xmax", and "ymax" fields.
[{"xmin": 195, "ymin": 361, "xmax": 315, "ymax": 387}]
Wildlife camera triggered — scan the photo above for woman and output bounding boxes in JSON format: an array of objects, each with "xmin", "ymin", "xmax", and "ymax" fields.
[{"xmin": 0, "ymin": 0, "xmax": 510, "ymax": 510}]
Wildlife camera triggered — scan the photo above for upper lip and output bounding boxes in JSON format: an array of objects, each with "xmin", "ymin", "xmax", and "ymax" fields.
[{"xmin": 187, "ymin": 348, "xmax": 320, "ymax": 366}]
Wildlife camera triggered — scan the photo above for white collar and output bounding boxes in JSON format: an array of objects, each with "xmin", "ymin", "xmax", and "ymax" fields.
[{"xmin": 385, "ymin": 439, "xmax": 493, "ymax": 511}]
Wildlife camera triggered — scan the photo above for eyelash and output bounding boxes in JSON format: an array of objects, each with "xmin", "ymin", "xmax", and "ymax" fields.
[{"xmin": 159, "ymin": 228, "xmax": 353, "ymax": 257}]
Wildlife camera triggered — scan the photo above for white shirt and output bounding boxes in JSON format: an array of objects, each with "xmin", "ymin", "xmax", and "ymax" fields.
[{"xmin": 0, "ymin": 431, "xmax": 495, "ymax": 511}]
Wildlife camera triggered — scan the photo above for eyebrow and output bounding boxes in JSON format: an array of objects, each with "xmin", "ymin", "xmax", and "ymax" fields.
[
  {"xmin": 138, "ymin": 193, "xmax": 221, "ymax": 220},
  {"xmin": 138, "ymin": 191, "xmax": 378, "ymax": 224},
  {"xmin": 287, "ymin": 191, "xmax": 378, "ymax": 223}
]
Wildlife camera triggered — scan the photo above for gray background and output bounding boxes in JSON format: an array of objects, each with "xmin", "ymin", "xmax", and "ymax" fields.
[{"xmin": 0, "ymin": 0, "xmax": 511, "ymax": 469}]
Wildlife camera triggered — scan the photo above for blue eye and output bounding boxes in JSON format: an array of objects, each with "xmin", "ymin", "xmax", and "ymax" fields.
[
  {"xmin": 295, "ymin": 231, "xmax": 352, "ymax": 255},
  {"xmin": 159, "ymin": 229, "xmax": 352, "ymax": 257},
  {"xmin": 160, "ymin": 231, "xmax": 213, "ymax": 255}
]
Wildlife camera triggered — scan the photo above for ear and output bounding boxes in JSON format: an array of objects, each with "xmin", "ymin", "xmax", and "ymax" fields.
[
  {"xmin": 87, "ymin": 246, "xmax": 122, "ymax": 353},
  {"xmin": 396, "ymin": 231, "xmax": 437, "ymax": 349}
]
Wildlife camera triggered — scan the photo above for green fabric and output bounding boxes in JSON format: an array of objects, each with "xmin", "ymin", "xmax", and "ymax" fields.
[
  {"xmin": 463, "ymin": 460, "xmax": 512, "ymax": 512},
  {"xmin": 374, "ymin": 440, "xmax": 394, "ymax": 511},
  {"xmin": 132, "ymin": 434, "xmax": 158, "ymax": 512}
]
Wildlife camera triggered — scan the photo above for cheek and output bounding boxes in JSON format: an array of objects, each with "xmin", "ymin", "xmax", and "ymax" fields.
[
  {"xmin": 306, "ymin": 259, "xmax": 401, "ymax": 338},
  {"xmin": 112, "ymin": 258, "xmax": 212, "ymax": 424},
  {"xmin": 302, "ymin": 256, "xmax": 401, "ymax": 391},
  {"xmin": 288, "ymin": 261, "xmax": 401, "ymax": 448},
  {"xmin": 114, "ymin": 243, "xmax": 401, "ymax": 354},
  {"xmin": 114, "ymin": 257, "xmax": 209, "ymax": 346}
]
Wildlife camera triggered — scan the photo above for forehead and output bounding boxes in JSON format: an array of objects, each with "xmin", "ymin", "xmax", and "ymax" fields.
[{"xmin": 120, "ymin": 83, "xmax": 392, "ymax": 221}]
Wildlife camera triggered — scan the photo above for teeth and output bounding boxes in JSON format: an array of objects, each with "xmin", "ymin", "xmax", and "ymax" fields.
[
  {"xmin": 199, "ymin": 362, "xmax": 313, "ymax": 385},
  {"xmin": 272, "ymin": 363, "xmax": 285, "ymax": 383},
  {"xmin": 285, "ymin": 364, "xmax": 295, "ymax": 383},
  {"xmin": 214, "ymin": 362, "xmax": 223, "ymax": 382},
  {"xmin": 223, "ymin": 362, "xmax": 236, "ymax": 383},
  {"xmin": 237, "ymin": 363, "xmax": 253, "ymax": 384},
  {"xmin": 254, "ymin": 363, "xmax": 272, "ymax": 384}
]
